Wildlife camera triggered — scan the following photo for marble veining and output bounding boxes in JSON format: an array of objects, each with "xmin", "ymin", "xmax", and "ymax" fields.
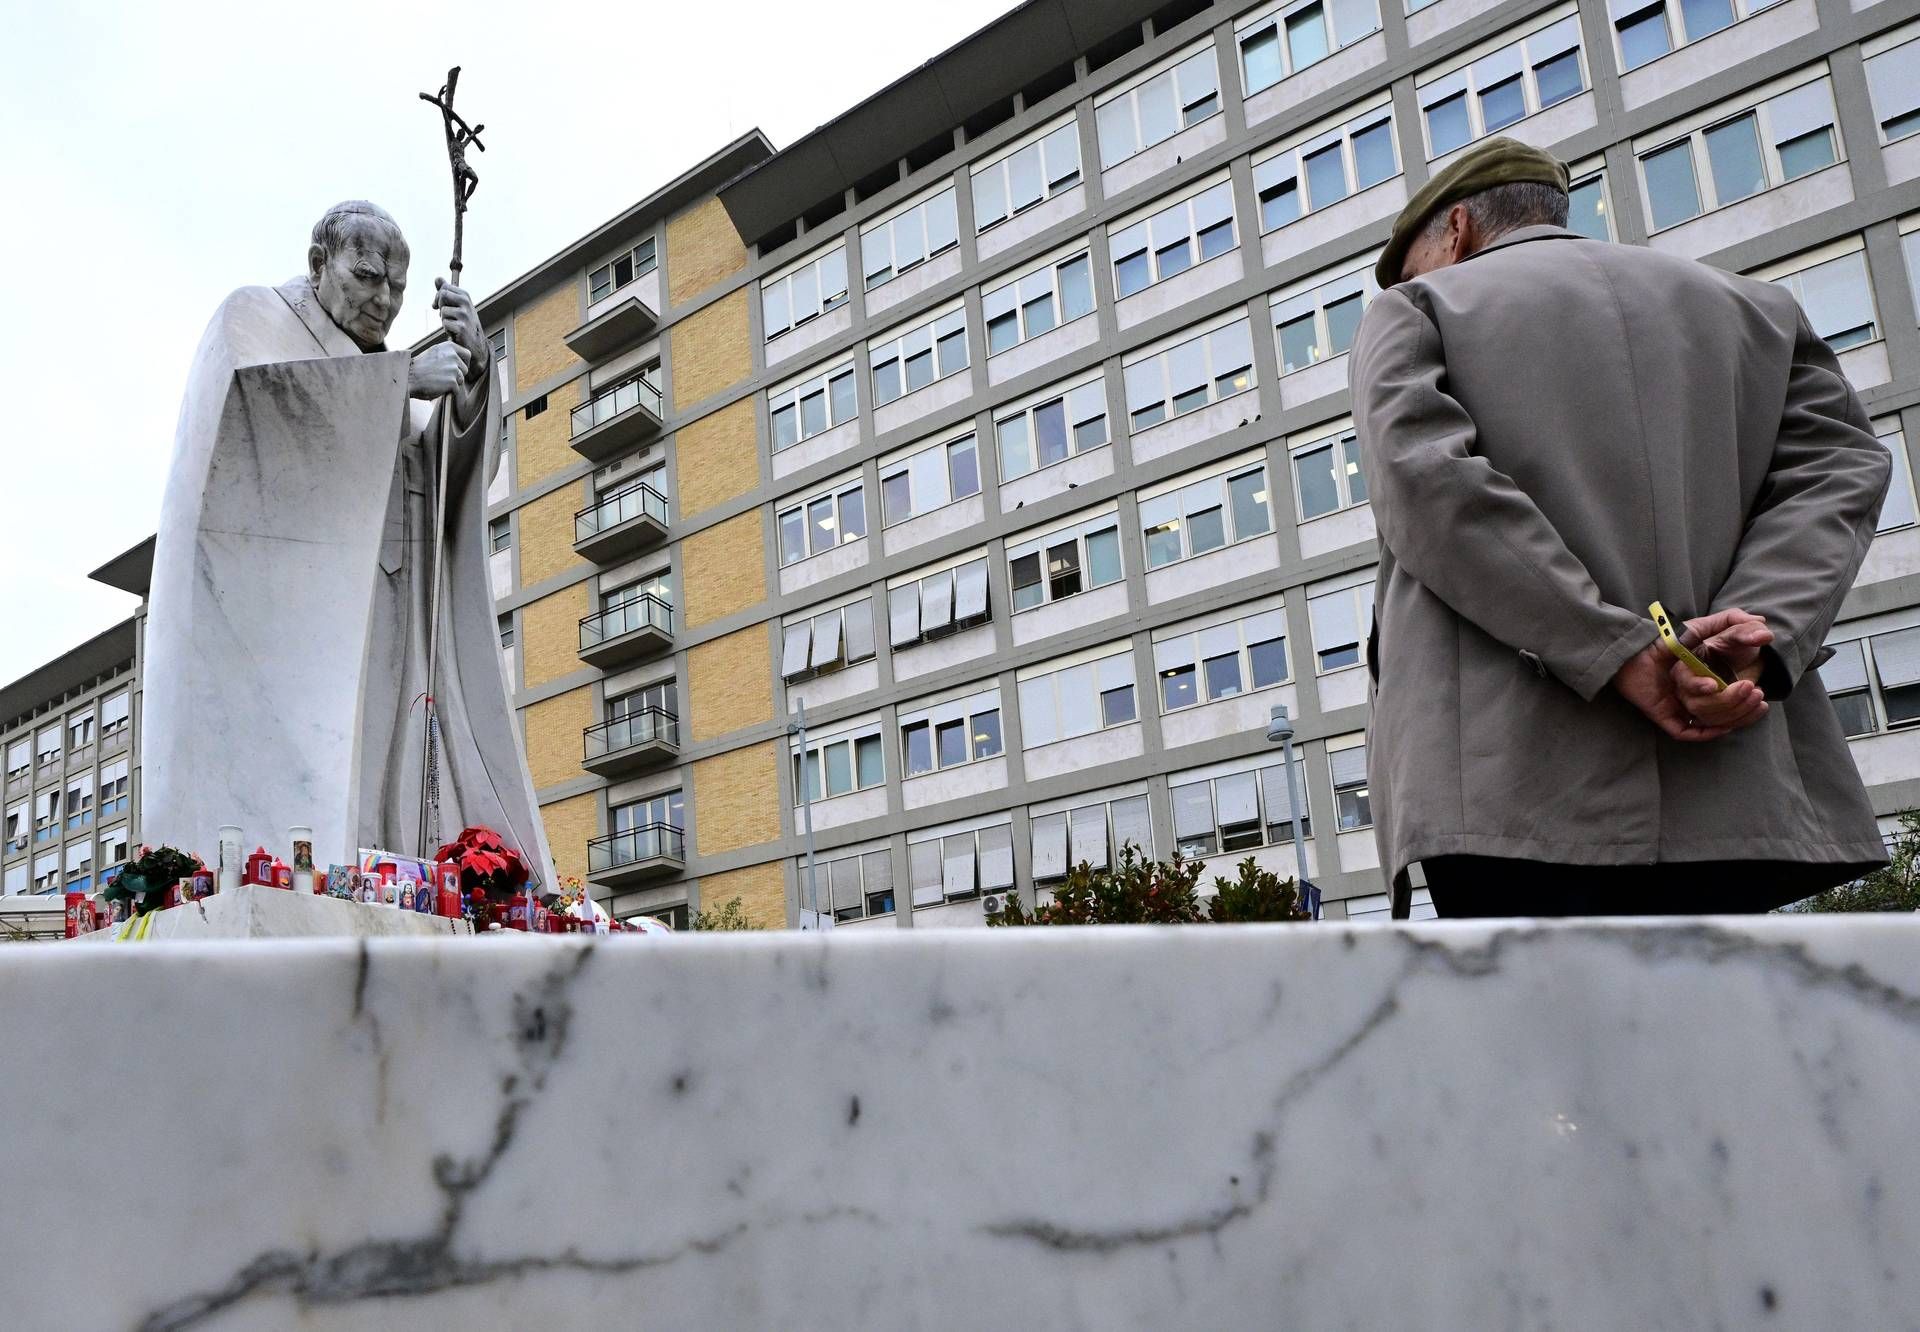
[{"xmin": 4, "ymin": 917, "xmax": 1918, "ymax": 1330}]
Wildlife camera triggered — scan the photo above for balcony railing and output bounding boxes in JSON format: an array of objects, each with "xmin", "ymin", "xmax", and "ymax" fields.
[
  {"xmin": 571, "ymin": 374, "xmax": 662, "ymax": 439},
  {"xmin": 579, "ymin": 594, "xmax": 673, "ymax": 652},
  {"xmin": 575, "ymin": 481, "xmax": 669, "ymax": 544},
  {"xmin": 588, "ymin": 823, "xmax": 685, "ymax": 875},
  {"xmin": 583, "ymin": 707, "xmax": 680, "ymax": 762}
]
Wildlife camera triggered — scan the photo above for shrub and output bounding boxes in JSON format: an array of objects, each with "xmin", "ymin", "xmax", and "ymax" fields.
[
  {"xmin": 988, "ymin": 849, "xmax": 1310, "ymax": 926},
  {"xmin": 1779, "ymin": 811, "xmax": 1920, "ymax": 913}
]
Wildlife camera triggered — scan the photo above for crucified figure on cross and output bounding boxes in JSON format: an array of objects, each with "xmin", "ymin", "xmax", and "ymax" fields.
[{"xmin": 419, "ymin": 66, "xmax": 486, "ymax": 282}]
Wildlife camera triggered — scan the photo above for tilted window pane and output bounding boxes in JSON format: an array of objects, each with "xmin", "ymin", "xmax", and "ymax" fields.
[
  {"xmin": 856, "ymin": 735, "xmax": 884, "ymax": 787},
  {"xmin": 1242, "ymin": 24, "xmax": 1282, "ymax": 95},
  {"xmin": 1085, "ymin": 527, "xmax": 1123, "ymax": 586},
  {"xmin": 1325, "ymin": 293, "xmax": 1365, "ymax": 356},
  {"xmin": 1480, "ymin": 77, "xmax": 1526, "ymax": 133},
  {"xmin": 1426, "ymin": 94, "xmax": 1471, "ymax": 156},
  {"xmin": 1172, "ymin": 781, "xmax": 1217, "ymax": 853},
  {"xmin": 1278, "ymin": 313, "xmax": 1319, "ymax": 373},
  {"xmin": 1679, "ymin": 0, "xmax": 1733, "ymax": 41},
  {"xmin": 1249, "ymin": 632, "xmax": 1289, "ymax": 687},
  {"xmin": 1341, "ymin": 434, "xmax": 1368, "ymax": 505},
  {"xmin": 1352, "ymin": 120, "xmax": 1396, "ymax": 189},
  {"xmin": 1304, "ymin": 142, "xmax": 1348, "ymax": 210},
  {"xmin": 1642, "ymin": 142, "xmax": 1702, "ymax": 230},
  {"xmin": 1704, "ymin": 115, "xmax": 1765, "ymax": 206},
  {"xmin": 1567, "ymin": 176, "xmax": 1608, "ymax": 240},
  {"xmin": 1877, "ymin": 434, "xmax": 1916, "ymax": 532},
  {"xmin": 1818, "ymin": 638, "xmax": 1868, "ymax": 693},
  {"xmin": 1533, "ymin": 52, "xmax": 1583, "ymax": 108},
  {"xmin": 1058, "ymin": 255, "xmax": 1094, "ymax": 322},
  {"xmin": 1035, "ymin": 399, "xmax": 1070, "ymax": 467},
  {"xmin": 845, "ymin": 599, "xmax": 876, "ymax": 661},
  {"xmin": 1296, "ymin": 444, "xmax": 1340, "ymax": 518},
  {"xmin": 1230, "ymin": 469, "xmax": 1271, "ymax": 537},
  {"xmin": 1617, "ymin": 9, "xmax": 1670, "ymax": 71},
  {"xmin": 1286, "ymin": 4, "xmax": 1329, "ymax": 69},
  {"xmin": 1776, "ymin": 129, "xmax": 1835, "ymax": 181}
]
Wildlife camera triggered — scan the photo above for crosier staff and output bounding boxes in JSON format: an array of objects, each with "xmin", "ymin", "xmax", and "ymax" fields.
[{"xmin": 415, "ymin": 66, "xmax": 487, "ymax": 858}]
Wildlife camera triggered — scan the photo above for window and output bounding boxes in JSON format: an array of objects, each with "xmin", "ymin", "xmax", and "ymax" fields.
[
  {"xmin": 4, "ymin": 863, "xmax": 25, "ymax": 894},
  {"xmin": 1155, "ymin": 605, "xmax": 1291, "ymax": 711},
  {"xmin": 604, "ymin": 791, "xmax": 685, "ymax": 867},
  {"xmin": 769, "ymin": 361, "xmax": 859, "ymax": 452},
  {"xmin": 792, "ymin": 726, "xmax": 886, "ymax": 802},
  {"xmin": 1907, "ymin": 227, "xmax": 1920, "ymax": 323},
  {"xmin": 761, "ymin": 245, "xmax": 851, "ymax": 343},
  {"xmin": 1018, "ymin": 651, "xmax": 1137, "ymax": 747},
  {"xmin": 487, "ymin": 327, "xmax": 508, "ymax": 387},
  {"xmin": 67, "ymin": 713, "xmax": 94, "ymax": 751},
  {"xmin": 900, "ymin": 691, "xmax": 1003, "ymax": 777},
  {"xmin": 1253, "ymin": 104, "xmax": 1398, "ymax": 232},
  {"xmin": 525, "ymin": 394, "xmax": 548, "ymax": 419},
  {"xmin": 1567, "ymin": 169, "xmax": 1613, "ymax": 241},
  {"xmin": 783, "ymin": 598, "xmax": 878, "ymax": 682},
  {"xmin": 1271, "ymin": 262, "xmax": 1378, "ymax": 375},
  {"xmin": 1171, "ymin": 760, "xmax": 1311, "ymax": 856},
  {"xmin": 1416, "ymin": 15, "xmax": 1585, "ymax": 158},
  {"xmin": 33, "ymin": 789, "xmax": 60, "ymax": 842},
  {"xmin": 65, "ymin": 840, "xmax": 92, "ymax": 885},
  {"xmin": 870, "ymin": 307, "xmax": 968, "ymax": 406},
  {"xmin": 1007, "ymin": 515, "xmax": 1123, "ymax": 612},
  {"xmin": 64, "ymin": 777, "xmax": 91, "ymax": 831},
  {"xmin": 1140, "ymin": 461, "xmax": 1274, "ymax": 569},
  {"xmin": 34, "ymin": 852, "xmax": 60, "ymax": 892},
  {"xmin": 36, "ymin": 726, "xmax": 60, "ymax": 767},
  {"xmin": 974, "ymin": 118, "xmax": 1083, "ymax": 232},
  {"xmin": 1095, "ymin": 45, "xmax": 1221, "ymax": 169},
  {"xmin": 777, "ymin": 477, "xmax": 867, "ymax": 566},
  {"xmin": 6, "ymin": 741, "xmax": 28, "ymax": 780},
  {"xmin": 601, "ymin": 681, "xmax": 679, "ymax": 754},
  {"xmin": 571, "ymin": 365, "xmax": 663, "ymax": 439},
  {"xmin": 1866, "ymin": 36, "xmax": 1920, "ymax": 143},
  {"xmin": 1329, "ymin": 740, "xmax": 1372, "ymax": 830},
  {"xmin": 588, "ymin": 237, "xmax": 657, "ymax": 304},
  {"xmin": 1615, "ymin": 0, "xmax": 1798, "ymax": 73},
  {"xmin": 1876, "ymin": 423, "xmax": 1916, "ymax": 534},
  {"xmin": 880, "ymin": 434, "xmax": 980, "ymax": 526},
  {"xmin": 1636, "ymin": 77, "xmax": 1840, "ymax": 231},
  {"xmin": 99, "ymin": 691, "xmax": 130, "ymax": 742},
  {"xmin": 811, "ymin": 847, "xmax": 896, "ymax": 922},
  {"xmin": 5, "ymin": 801, "xmax": 24, "ymax": 849},
  {"xmin": 1109, "ymin": 181, "xmax": 1237, "ymax": 298},
  {"xmin": 861, "ymin": 187, "xmax": 960, "ymax": 291},
  {"xmin": 488, "ymin": 517, "xmax": 510, "ymax": 555},
  {"xmin": 1765, "ymin": 247, "xmax": 1878, "ymax": 352},
  {"xmin": 983, "ymin": 250, "xmax": 1095, "ymax": 355},
  {"xmin": 889, "ymin": 557, "xmax": 992, "ymax": 650},
  {"xmin": 1030, "ymin": 794, "xmax": 1155, "ymax": 883},
  {"xmin": 1123, "ymin": 317, "xmax": 1256, "ymax": 431},
  {"xmin": 499, "ymin": 615, "xmax": 515, "ymax": 649},
  {"xmin": 1819, "ymin": 626, "xmax": 1920, "ymax": 736},
  {"xmin": 99, "ymin": 824, "xmax": 130, "ymax": 868},
  {"xmin": 1308, "ymin": 580, "xmax": 1375, "ymax": 672},
  {"xmin": 996, "ymin": 378, "xmax": 1109, "ymax": 480},
  {"xmin": 1238, "ymin": 0, "xmax": 1382, "ymax": 96},
  {"xmin": 592, "ymin": 573, "xmax": 671, "ymax": 643},
  {"xmin": 907, "ymin": 821, "xmax": 1014, "ymax": 905},
  {"xmin": 1292, "ymin": 426, "xmax": 1368, "ymax": 520}
]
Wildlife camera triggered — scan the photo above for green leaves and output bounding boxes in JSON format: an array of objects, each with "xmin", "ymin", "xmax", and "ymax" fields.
[{"xmin": 987, "ymin": 848, "xmax": 1309, "ymax": 926}]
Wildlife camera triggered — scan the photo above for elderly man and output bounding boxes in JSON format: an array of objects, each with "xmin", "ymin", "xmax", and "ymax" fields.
[
  {"xmin": 1350, "ymin": 138, "xmax": 1890, "ymax": 918},
  {"xmin": 144, "ymin": 202, "xmax": 554, "ymax": 879}
]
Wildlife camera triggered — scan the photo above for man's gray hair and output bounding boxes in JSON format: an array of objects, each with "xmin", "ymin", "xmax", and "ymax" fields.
[
  {"xmin": 1420, "ymin": 181, "xmax": 1569, "ymax": 246},
  {"xmin": 310, "ymin": 200, "xmax": 403, "ymax": 257}
]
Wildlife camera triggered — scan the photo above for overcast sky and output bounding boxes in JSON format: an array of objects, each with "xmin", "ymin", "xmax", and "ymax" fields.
[{"xmin": 0, "ymin": 0, "xmax": 1018, "ymax": 685}]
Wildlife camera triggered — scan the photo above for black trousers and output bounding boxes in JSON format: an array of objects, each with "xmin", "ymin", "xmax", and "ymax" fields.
[{"xmin": 1420, "ymin": 855, "xmax": 1862, "ymax": 918}]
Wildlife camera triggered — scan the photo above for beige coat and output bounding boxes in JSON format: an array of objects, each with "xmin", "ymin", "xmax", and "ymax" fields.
[{"xmin": 1349, "ymin": 226, "xmax": 1890, "ymax": 908}]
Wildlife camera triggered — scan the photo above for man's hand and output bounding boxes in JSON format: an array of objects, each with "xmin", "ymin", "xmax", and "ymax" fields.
[
  {"xmin": 408, "ymin": 342, "xmax": 471, "ymax": 400},
  {"xmin": 434, "ymin": 278, "xmax": 489, "ymax": 383},
  {"xmin": 1611, "ymin": 608, "xmax": 1770, "ymax": 742}
]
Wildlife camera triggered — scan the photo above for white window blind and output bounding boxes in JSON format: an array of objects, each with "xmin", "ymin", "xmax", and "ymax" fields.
[
  {"xmin": 1867, "ymin": 42, "xmax": 1920, "ymax": 127},
  {"xmin": 910, "ymin": 840, "xmax": 943, "ymax": 906},
  {"xmin": 1820, "ymin": 639, "xmax": 1869, "ymax": 692},
  {"xmin": 1873, "ymin": 627, "xmax": 1920, "ymax": 687},
  {"xmin": 1070, "ymin": 805, "xmax": 1109, "ymax": 870},
  {"xmin": 829, "ymin": 856, "xmax": 864, "ymax": 913},
  {"xmin": 955, "ymin": 561, "xmax": 989, "ymax": 621},
  {"xmin": 863, "ymin": 850, "xmax": 893, "ymax": 902},
  {"xmin": 979, "ymin": 825, "xmax": 1015, "ymax": 890},
  {"xmin": 942, "ymin": 835, "xmax": 978, "ymax": 898},
  {"xmin": 1217, "ymin": 771, "xmax": 1261, "ymax": 828},
  {"xmin": 1111, "ymin": 795, "xmax": 1153, "ymax": 862},
  {"xmin": 1032, "ymin": 813, "xmax": 1069, "ymax": 880},
  {"xmin": 890, "ymin": 590, "xmax": 921, "ymax": 647},
  {"xmin": 810, "ymin": 611, "xmax": 843, "ymax": 671},
  {"xmin": 1173, "ymin": 782, "xmax": 1214, "ymax": 842},
  {"xmin": 782, "ymin": 625, "xmax": 812, "ymax": 678},
  {"xmin": 1330, "ymin": 746, "xmax": 1369, "ymax": 787}
]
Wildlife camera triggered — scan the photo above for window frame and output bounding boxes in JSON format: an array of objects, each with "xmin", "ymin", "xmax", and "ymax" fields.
[
  {"xmin": 1289, "ymin": 421, "xmax": 1369, "ymax": 522},
  {"xmin": 1108, "ymin": 179, "xmax": 1239, "ymax": 300},
  {"xmin": 899, "ymin": 689, "xmax": 1005, "ymax": 779},
  {"xmin": 1121, "ymin": 315, "xmax": 1258, "ymax": 433},
  {"xmin": 587, "ymin": 236, "xmax": 658, "ymax": 305},
  {"xmin": 768, "ymin": 359, "xmax": 859, "ymax": 454},
  {"xmin": 1755, "ymin": 240, "xmax": 1880, "ymax": 354},
  {"xmin": 1269, "ymin": 256, "xmax": 1380, "ymax": 376},
  {"xmin": 982, "ymin": 247, "xmax": 1097, "ymax": 356},
  {"xmin": 879, "ymin": 432, "xmax": 981, "ymax": 528},
  {"xmin": 1139, "ymin": 457, "xmax": 1276, "ymax": 570},
  {"xmin": 782, "ymin": 596, "xmax": 879, "ymax": 683},
  {"xmin": 1170, "ymin": 758, "xmax": 1313, "ymax": 858},
  {"xmin": 777, "ymin": 476, "xmax": 868, "ymax": 567},
  {"xmin": 1251, "ymin": 100, "xmax": 1400, "ymax": 234},
  {"xmin": 792, "ymin": 724, "xmax": 887, "ymax": 804},
  {"xmin": 972, "ymin": 114, "xmax": 1084, "ymax": 233},
  {"xmin": 1414, "ymin": 11, "xmax": 1588, "ymax": 160},
  {"xmin": 1307, "ymin": 578, "xmax": 1377, "ymax": 675},
  {"xmin": 1006, "ymin": 513, "xmax": 1125, "ymax": 614},
  {"xmin": 1016, "ymin": 649, "xmax": 1139, "ymax": 748},
  {"xmin": 1237, "ymin": 0, "xmax": 1384, "ymax": 97},
  {"xmin": 868, "ymin": 305, "xmax": 970, "ymax": 407},
  {"xmin": 760, "ymin": 243, "xmax": 851, "ymax": 344},
  {"xmin": 1153, "ymin": 603, "xmax": 1293, "ymax": 714},
  {"xmin": 1633, "ymin": 74, "xmax": 1842, "ymax": 234},
  {"xmin": 860, "ymin": 185, "xmax": 961, "ymax": 291},
  {"xmin": 1093, "ymin": 41, "xmax": 1223, "ymax": 170},
  {"xmin": 994, "ymin": 375, "xmax": 1110, "ymax": 481}
]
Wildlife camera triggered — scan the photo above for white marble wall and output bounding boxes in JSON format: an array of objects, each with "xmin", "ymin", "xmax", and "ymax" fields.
[{"xmin": 6, "ymin": 917, "xmax": 1919, "ymax": 1329}]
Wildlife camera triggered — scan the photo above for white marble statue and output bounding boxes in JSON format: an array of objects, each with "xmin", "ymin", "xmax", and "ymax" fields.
[{"xmin": 143, "ymin": 201, "xmax": 553, "ymax": 881}]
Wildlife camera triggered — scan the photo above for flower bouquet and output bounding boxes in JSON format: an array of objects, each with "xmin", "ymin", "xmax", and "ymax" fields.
[
  {"xmin": 433, "ymin": 825, "xmax": 530, "ymax": 902},
  {"xmin": 105, "ymin": 845, "xmax": 207, "ymax": 914}
]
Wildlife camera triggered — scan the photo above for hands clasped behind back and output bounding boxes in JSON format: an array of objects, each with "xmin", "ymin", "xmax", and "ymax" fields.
[{"xmin": 1612, "ymin": 608, "xmax": 1773, "ymax": 743}]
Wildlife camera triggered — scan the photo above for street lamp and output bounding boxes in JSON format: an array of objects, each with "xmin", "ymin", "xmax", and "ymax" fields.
[
  {"xmin": 787, "ymin": 699, "xmax": 829, "ymax": 931},
  {"xmin": 1266, "ymin": 704, "xmax": 1321, "ymax": 919}
]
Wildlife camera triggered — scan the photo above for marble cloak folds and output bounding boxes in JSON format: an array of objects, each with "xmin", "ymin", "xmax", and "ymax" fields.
[{"xmin": 143, "ymin": 277, "xmax": 554, "ymax": 883}]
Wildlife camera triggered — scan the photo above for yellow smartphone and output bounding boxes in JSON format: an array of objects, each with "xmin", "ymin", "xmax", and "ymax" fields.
[{"xmin": 1649, "ymin": 601, "xmax": 1727, "ymax": 690}]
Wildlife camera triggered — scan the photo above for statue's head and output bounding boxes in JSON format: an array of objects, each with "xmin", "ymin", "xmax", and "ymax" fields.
[{"xmin": 306, "ymin": 201, "xmax": 410, "ymax": 352}]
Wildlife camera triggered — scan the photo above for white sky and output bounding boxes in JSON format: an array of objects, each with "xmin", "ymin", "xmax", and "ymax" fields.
[{"xmin": 0, "ymin": 0, "xmax": 1020, "ymax": 685}]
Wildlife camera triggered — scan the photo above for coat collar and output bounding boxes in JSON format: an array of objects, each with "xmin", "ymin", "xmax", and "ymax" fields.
[
  {"xmin": 1461, "ymin": 224, "xmax": 1586, "ymax": 267},
  {"xmin": 273, "ymin": 275, "xmax": 386, "ymax": 357}
]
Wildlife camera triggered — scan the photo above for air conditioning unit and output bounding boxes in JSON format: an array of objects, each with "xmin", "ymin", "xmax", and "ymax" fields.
[{"xmin": 981, "ymin": 893, "xmax": 1006, "ymax": 916}]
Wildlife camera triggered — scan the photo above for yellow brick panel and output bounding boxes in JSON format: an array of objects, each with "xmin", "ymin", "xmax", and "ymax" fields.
[
  {"xmin": 539, "ymin": 792, "xmax": 599, "ymax": 889},
  {"xmin": 514, "ymin": 279, "xmax": 582, "ymax": 396},
  {"xmin": 515, "ymin": 380, "xmax": 582, "ymax": 492},
  {"xmin": 523, "ymin": 686, "xmax": 592, "ymax": 791},
  {"xmin": 680, "ymin": 509, "xmax": 766, "ymax": 629},
  {"xmin": 675, "ymin": 399, "xmax": 760, "ymax": 518},
  {"xmin": 687, "ymin": 627, "xmax": 772, "ymax": 742},
  {"xmin": 521, "ymin": 582, "xmax": 588, "ymax": 690},
  {"xmin": 699, "ymin": 861, "xmax": 787, "ymax": 929},
  {"xmin": 666, "ymin": 196, "xmax": 747, "ymax": 307},
  {"xmin": 693, "ymin": 741, "xmax": 781, "ymax": 856},
  {"xmin": 670, "ymin": 290, "xmax": 751, "ymax": 412},
  {"xmin": 519, "ymin": 482, "xmax": 586, "ymax": 587}
]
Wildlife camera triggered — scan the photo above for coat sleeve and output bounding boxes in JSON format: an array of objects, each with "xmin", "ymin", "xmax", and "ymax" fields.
[
  {"xmin": 1710, "ymin": 311, "xmax": 1889, "ymax": 698},
  {"xmin": 1350, "ymin": 287, "xmax": 1652, "ymax": 701}
]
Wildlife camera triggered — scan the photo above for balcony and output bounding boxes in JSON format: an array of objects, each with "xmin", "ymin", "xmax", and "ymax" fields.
[
  {"xmin": 573, "ymin": 481, "xmax": 669, "ymax": 564},
  {"xmin": 564, "ymin": 293, "xmax": 659, "ymax": 363},
  {"xmin": 582, "ymin": 707, "xmax": 680, "ymax": 777},
  {"xmin": 570, "ymin": 374, "xmax": 664, "ymax": 463},
  {"xmin": 587, "ymin": 823, "xmax": 684, "ymax": 887},
  {"xmin": 578, "ymin": 594, "xmax": 674, "ymax": 669}
]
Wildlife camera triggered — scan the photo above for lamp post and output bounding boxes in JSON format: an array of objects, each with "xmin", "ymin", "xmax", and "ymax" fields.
[
  {"xmin": 788, "ymin": 700, "xmax": 829, "ymax": 930},
  {"xmin": 1266, "ymin": 704, "xmax": 1321, "ymax": 919}
]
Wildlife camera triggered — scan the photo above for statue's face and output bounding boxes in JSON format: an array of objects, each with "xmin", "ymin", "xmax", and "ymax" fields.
[{"xmin": 309, "ymin": 220, "xmax": 410, "ymax": 351}]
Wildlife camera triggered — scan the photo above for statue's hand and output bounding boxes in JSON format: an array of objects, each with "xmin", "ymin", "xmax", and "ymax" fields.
[
  {"xmin": 408, "ymin": 342, "xmax": 472, "ymax": 400},
  {"xmin": 434, "ymin": 279, "xmax": 489, "ymax": 383}
]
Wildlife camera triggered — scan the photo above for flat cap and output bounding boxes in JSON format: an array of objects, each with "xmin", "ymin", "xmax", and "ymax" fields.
[{"xmin": 1375, "ymin": 137, "xmax": 1570, "ymax": 288}]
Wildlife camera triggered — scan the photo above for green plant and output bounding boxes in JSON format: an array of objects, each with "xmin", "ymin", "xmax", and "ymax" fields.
[
  {"xmin": 1206, "ymin": 857, "xmax": 1311, "ymax": 922},
  {"xmin": 989, "ymin": 846, "xmax": 1201, "ymax": 925},
  {"xmin": 692, "ymin": 896, "xmax": 760, "ymax": 931},
  {"xmin": 104, "ymin": 845, "xmax": 205, "ymax": 913},
  {"xmin": 1778, "ymin": 811, "xmax": 1920, "ymax": 913}
]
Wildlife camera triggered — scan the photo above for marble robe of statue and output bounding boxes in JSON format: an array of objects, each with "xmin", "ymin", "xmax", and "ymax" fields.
[{"xmin": 143, "ymin": 275, "xmax": 555, "ymax": 882}]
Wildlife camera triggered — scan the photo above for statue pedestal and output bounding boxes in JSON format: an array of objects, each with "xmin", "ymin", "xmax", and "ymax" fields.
[
  {"xmin": 92, "ymin": 883, "xmax": 468, "ymax": 939},
  {"xmin": 6, "ymin": 916, "xmax": 1918, "ymax": 1327}
]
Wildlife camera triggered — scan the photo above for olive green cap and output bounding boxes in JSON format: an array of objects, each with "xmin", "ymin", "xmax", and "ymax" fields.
[{"xmin": 1375, "ymin": 137, "xmax": 1570, "ymax": 288}]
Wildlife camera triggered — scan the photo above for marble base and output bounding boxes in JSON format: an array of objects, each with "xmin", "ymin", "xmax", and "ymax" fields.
[
  {"xmin": 6, "ymin": 917, "xmax": 1918, "ymax": 1328},
  {"xmin": 89, "ymin": 884, "xmax": 468, "ymax": 940}
]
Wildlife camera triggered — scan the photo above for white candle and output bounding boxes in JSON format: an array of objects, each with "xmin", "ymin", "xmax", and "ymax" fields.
[{"xmin": 217, "ymin": 825, "xmax": 242, "ymax": 892}]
